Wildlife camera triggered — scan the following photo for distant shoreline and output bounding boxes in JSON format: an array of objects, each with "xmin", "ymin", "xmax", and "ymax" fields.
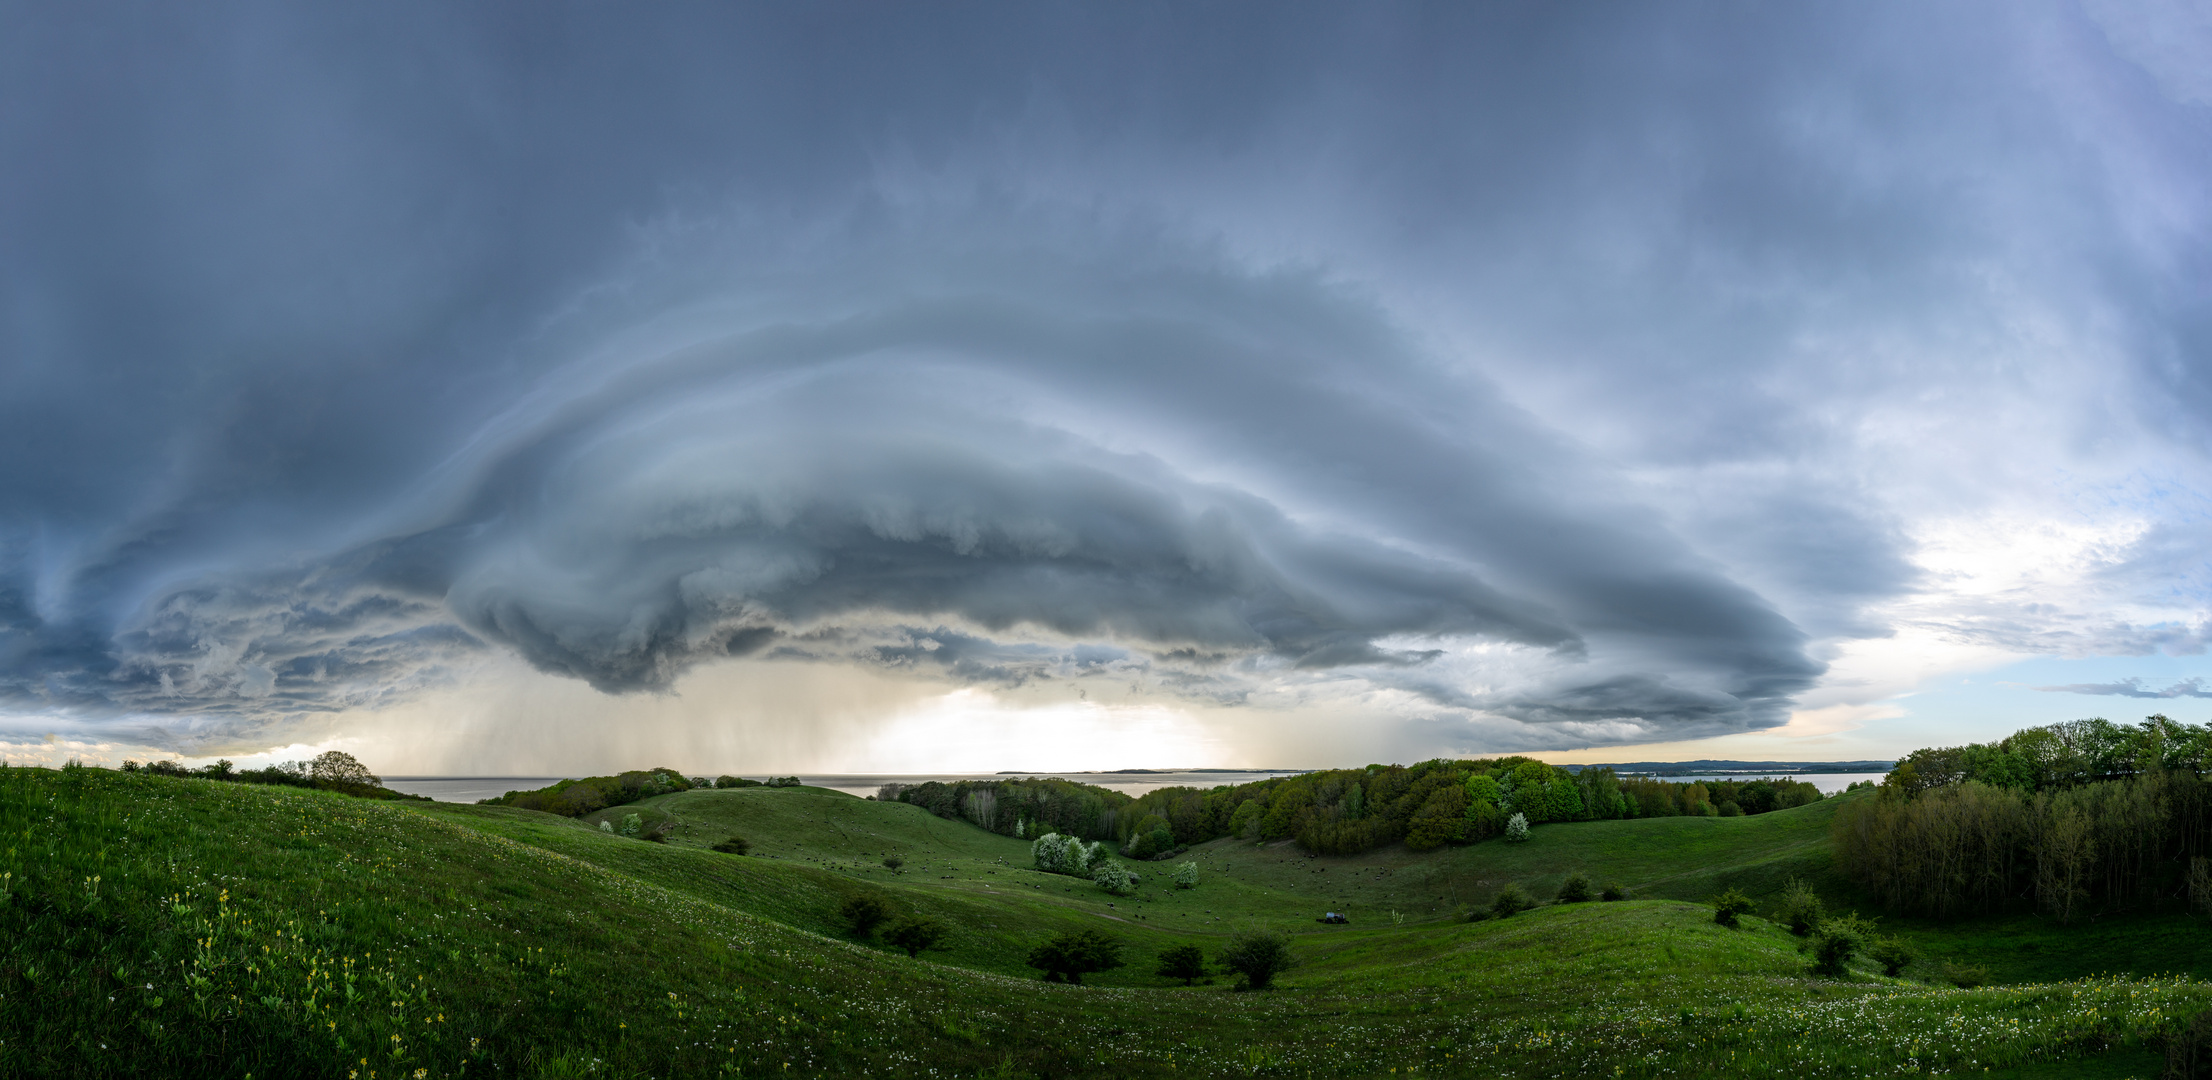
[
  {"xmin": 384, "ymin": 760, "xmax": 1895, "ymax": 783},
  {"xmin": 1562, "ymin": 759, "xmax": 1894, "ymax": 776}
]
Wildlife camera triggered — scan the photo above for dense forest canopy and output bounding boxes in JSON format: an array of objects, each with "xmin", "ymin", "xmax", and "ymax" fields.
[
  {"xmin": 1836, "ymin": 715, "xmax": 2212, "ymax": 920},
  {"xmin": 888, "ymin": 760, "xmax": 1822, "ymax": 858},
  {"xmin": 880, "ymin": 777, "xmax": 1133, "ymax": 842},
  {"xmin": 1884, "ymin": 716, "xmax": 2212, "ymax": 795}
]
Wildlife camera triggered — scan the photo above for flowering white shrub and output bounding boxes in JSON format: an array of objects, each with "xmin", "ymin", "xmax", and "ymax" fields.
[
  {"xmin": 1032, "ymin": 833, "xmax": 1106, "ymax": 875},
  {"xmin": 1093, "ymin": 861, "xmax": 1140, "ymax": 896}
]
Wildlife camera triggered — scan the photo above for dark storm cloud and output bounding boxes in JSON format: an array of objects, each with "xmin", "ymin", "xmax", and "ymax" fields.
[
  {"xmin": 2, "ymin": 1, "xmax": 2203, "ymax": 752},
  {"xmin": 2, "ymin": 208, "xmax": 1819, "ymax": 742}
]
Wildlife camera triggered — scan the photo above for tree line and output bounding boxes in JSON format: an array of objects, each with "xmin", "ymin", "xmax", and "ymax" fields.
[
  {"xmin": 879, "ymin": 777, "xmax": 1132, "ymax": 841},
  {"xmin": 121, "ymin": 751, "xmax": 423, "ymax": 801},
  {"xmin": 482, "ymin": 767, "xmax": 695, "ymax": 817},
  {"xmin": 877, "ymin": 759, "xmax": 1826, "ymax": 857},
  {"xmin": 1112, "ymin": 758, "xmax": 1823, "ymax": 858},
  {"xmin": 1834, "ymin": 715, "xmax": 2212, "ymax": 920}
]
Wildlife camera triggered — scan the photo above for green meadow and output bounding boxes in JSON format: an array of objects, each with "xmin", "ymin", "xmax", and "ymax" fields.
[{"xmin": 5, "ymin": 765, "xmax": 2210, "ymax": 1078}]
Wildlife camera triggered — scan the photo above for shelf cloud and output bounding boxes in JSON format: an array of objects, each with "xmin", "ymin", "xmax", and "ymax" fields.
[{"xmin": 4, "ymin": 2, "xmax": 2210, "ymax": 764}]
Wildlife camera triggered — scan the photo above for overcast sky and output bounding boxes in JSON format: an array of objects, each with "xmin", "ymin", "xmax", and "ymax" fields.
[{"xmin": 5, "ymin": 1, "xmax": 2212, "ymax": 774}]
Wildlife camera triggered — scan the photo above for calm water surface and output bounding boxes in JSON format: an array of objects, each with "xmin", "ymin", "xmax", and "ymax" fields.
[
  {"xmin": 381, "ymin": 770, "xmax": 1312, "ymax": 803},
  {"xmin": 1619, "ymin": 772, "xmax": 1885, "ymax": 793}
]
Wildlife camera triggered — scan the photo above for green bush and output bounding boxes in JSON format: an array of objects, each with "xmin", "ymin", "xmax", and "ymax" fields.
[
  {"xmin": 881, "ymin": 853, "xmax": 903, "ymax": 870},
  {"xmin": 1027, "ymin": 930, "xmax": 1124, "ymax": 984},
  {"xmin": 1868, "ymin": 935, "xmax": 1914, "ymax": 977},
  {"xmin": 1717, "ymin": 801, "xmax": 1744, "ymax": 817},
  {"xmin": 712, "ymin": 836, "xmax": 750, "ymax": 855},
  {"xmin": 1172, "ymin": 861, "xmax": 1199, "ymax": 889},
  {"xmin": 840, "ymin": 894, "xmax": 892, "ymax": 937},
  {"xmin": 1712, "ymin": 889, "xmax": 1754, "ymax": 928},
  {"xmin": 1219, "ymin": 930, "xmax": 1296, "ymax": 990},
  {"xmin": 1490, "ymin": 884, "xmax": 1534, "ymax": 919},
  {"xmin": 1155, "ymin": 943, "xmax": 1207, "ymax": 985},
  {"xmin": 1777, "ymin": 876, "xmax": 1824, "ymax": 936},
  {"xmin": 1600, "ymin": 883, "xmax": 1627, "ymax": 902},
  {"xmin": 882, "ymin": 916, "xmax": 948, "ymax": 958},
  {"xmin": 1555, "ymin": 872, "xmax": 1593, "ymax": 903},
  {"xmin": 1936, "ymin": 961, "xmax": 1989, "ymax": 988},
  {"xmin": 618, "ymin": 812, "xmax": 643, "ymax": 838},
  {"xmin": 1123, "ymin": 822, "xmax": 1178, "ymax": 860},
  {"xmin": 1813, "ymin": 912, "xmax": 1875, "ymax": 976}
]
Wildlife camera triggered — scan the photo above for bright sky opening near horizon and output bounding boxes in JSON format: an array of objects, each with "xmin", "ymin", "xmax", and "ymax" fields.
[{"xmin": 6, "ymin": 2, "xmax": 2212, "ymax": 776}]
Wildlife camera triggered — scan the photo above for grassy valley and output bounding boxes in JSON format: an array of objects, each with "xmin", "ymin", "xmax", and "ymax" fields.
[{"xmin": 6, "ymin": 765, "xmax": 2211, "ymax": 1078}]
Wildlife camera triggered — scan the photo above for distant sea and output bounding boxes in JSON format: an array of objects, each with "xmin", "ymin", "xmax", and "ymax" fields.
[
  {"xmin": 379, "ymin": 769, "xmax": 1311, "ymax": 804},
  {"xmin": 1615, "ymin": 773, "xmax": 1885, "ymax": 793}
]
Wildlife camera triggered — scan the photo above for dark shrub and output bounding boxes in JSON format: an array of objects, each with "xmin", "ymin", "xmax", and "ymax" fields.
[
  {"xmin": 1717, "ymin": 802, "xmax": 1744, "ymax": 817},
  {"xmin": 1813, "ymin": 913, "xmax": 1875, "ymax": 976},
  {"xmin": 883, "ymin": 916, "xmax": 948, "ymax": 958},
  {"xmin": 712, "ymin": 836, "xmax": 750, "ymax": 855},
  {"xmin": 715, "ymin": 775, "xmax": 759, "ymax": 789},
  {"xmin": 1123, "ymin": 822, "xmax": 1178, "ymax": 860},
  {"xmin": 840, "ymin": 894, "xmax": 892, "ymax": 937},
  {"xmin": 1937, "ymin": 962, "xmax": 1989, "ymax": 989},
  {"xmin": 1601, "ymin": 883, "xmax": 1627, "ymax": 902},
  {"xmin": 1868, "ymin": 935, "xmax": 1914, "ymax": 977},
  {"xmin": 882, "ymin": 854, "xmax": 904, "ymax": 870},
  {"xmin": 1219, "ymin": 931, "xmax": 1296, "ymax": 990},
  {"xmin": 1777, "ymin": 877, "xmax": 1824, "ymax": 936},
  {"xmin": 1555, "ymin": 873, "xmax": 1593, "ymax": 903},
  {"xmin": 1712, "ymin": 889, "xmax": 1754, "ymax": 927},
  {"xmin": 1491, "ymin": 884, "xmax": 1534, "ymax": 919},
  {"xmin": 1027, "ymin": 930, "xmax": 1123, "ymax": 984},
  {"xmin": 1155, "ymin": 943, "xmax": 1206, "ymax": 985}
]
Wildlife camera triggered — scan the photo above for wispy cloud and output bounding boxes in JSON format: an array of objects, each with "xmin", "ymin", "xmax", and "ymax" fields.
[{"xmin": 2036, "ymin": 678, "xmax": 2212, "ymax": 699}]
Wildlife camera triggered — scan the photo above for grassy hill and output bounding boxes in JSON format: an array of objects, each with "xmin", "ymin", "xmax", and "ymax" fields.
[{"xmin": 6, "ymin": 765, "xmax": 2210, "ymax": 1078}]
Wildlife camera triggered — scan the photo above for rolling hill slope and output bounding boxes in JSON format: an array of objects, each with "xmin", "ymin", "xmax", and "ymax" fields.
[{"xmin": 5, "ymin": 766, "xmax": 2208, "ymax": 1079}]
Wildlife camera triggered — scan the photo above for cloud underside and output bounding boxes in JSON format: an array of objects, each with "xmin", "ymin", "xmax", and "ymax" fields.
[
  {"xmin": 14, "ymin": 1, "xmax": 2209, "ymax": 759},
  {"xmin": 1, "ymin": 239, "xmax": 1820, "ymax": 748}
]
